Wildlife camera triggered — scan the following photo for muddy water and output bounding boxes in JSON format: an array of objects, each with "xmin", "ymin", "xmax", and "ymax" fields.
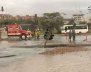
[{"xmin": 0, "ymin": 50, "xmax": 91, "ymax": 72}]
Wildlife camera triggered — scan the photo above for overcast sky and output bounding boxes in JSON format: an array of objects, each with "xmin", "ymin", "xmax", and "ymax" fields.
[{"xmin": 0, "ymin": 0, "xmax": 91, "ymax": 17}]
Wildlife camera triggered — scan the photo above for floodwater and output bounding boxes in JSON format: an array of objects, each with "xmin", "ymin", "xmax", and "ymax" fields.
[
  {"xmin": 0, "ymin": 47, "xmax": 91, "ymax": 72},
  {"xmin": 0, "ymin": 30, "xmax": 91, "ymax": 72}
]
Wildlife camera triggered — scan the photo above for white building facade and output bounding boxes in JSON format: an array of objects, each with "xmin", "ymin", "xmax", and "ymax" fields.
[{"xmin": 73, "ymin": 14, "xmax": 85, "ymax": 23}]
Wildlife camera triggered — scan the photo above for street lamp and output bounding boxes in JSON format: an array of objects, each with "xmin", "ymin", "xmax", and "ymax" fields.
[
  {"xmin": 88, "ymin": 5, "xmax": 91, "ymax": 13},
  {"xmin": 1, "ymin": 6, "xmax": 4, "ymax": 12}
]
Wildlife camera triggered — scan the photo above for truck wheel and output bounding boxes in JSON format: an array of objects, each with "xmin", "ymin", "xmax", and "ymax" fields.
[{"xmin": 20, "ymin": 34, "xmax": 27, "ymax": 40}]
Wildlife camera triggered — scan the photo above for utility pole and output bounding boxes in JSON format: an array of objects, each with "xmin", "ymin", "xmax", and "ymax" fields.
[
  {"xmin": 88, "ymin": 5, "xmax": 91, "ymax": 22},
  {"xmin": 0, "ymin": 6, "xmax": 4, "ymax": 40},
  {"xmin": 34, "ymin": 14, "xmax": 38, "ymax": 29}
]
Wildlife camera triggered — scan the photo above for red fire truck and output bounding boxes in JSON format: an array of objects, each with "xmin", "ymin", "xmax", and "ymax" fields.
[{"xmin": 6, "ymin": 24, "xmax": 32, "ymax": 40}]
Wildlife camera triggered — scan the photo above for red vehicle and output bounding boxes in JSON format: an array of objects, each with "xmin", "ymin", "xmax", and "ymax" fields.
[{"xmin": 6, "ymin": 24, "xmax": 32, "ymax": 40}]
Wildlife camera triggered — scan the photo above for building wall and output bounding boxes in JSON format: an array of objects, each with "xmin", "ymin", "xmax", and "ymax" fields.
[{"xmin": 73, "ymin": 14, "xmax": 85, "ymax": 23}]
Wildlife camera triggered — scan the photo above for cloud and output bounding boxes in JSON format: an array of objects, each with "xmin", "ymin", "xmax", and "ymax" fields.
[{"xmin": 0, "ymin": 0, "xmax": 90, "ymax": 16}]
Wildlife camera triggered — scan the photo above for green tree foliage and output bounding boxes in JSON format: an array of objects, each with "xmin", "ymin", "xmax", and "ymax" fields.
[
  {"xmin": 39, "ymin": 12, "xmax": 64, "ymax": 33},
  {"xmin": 23, "ymin": 19, "xmax": 34, "ymax": 24},
  {"xmin": 2, "ymin": 19, "xmax": 34, "ymax": 26}
]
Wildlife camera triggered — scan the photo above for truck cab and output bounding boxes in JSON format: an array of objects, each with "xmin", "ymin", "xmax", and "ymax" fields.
[{"xmin": 6, "ymin": 24, "xmax": 32, "ymax": 40}]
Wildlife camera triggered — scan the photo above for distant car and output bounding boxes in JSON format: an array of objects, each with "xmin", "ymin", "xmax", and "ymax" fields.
[{"xmin": 6, "ymin": 24, "xmax": 32, "ymax": 40}]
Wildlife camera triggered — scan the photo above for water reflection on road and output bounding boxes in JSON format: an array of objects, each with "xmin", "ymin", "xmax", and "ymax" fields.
[
  {"xmin": 0, "ymin": 41, "xmax": 45, "ymax": 67},
  {"xmin": 0, "ymin": 50, "xmax": 91, "ymax": 72},
  {"xmin": 0, "ymin": 35, "xmax": 91, "ymax": 72}
]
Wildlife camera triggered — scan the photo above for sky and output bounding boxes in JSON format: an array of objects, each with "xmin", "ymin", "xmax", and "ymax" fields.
[{"xmin": 0, "ymin": 0, "xmax": 91, "ymax": 17}]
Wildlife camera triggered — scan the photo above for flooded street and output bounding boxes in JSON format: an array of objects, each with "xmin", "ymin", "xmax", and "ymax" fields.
[
  {"xmin": 0, "ymin": 0, "xmax": 91, "ymax": 71},
  {"xmin": 0, "ymin": 48, "xmax": 91, "ymax": 72},
  {"xmin": 0, "ymin": 34, "xmax": 91, "ymax": 72}
]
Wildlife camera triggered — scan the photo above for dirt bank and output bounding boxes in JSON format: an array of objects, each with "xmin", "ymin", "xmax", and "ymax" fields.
[{"xmin": 40, "ymin": 47, "xmax": 89, "ymax": 55}]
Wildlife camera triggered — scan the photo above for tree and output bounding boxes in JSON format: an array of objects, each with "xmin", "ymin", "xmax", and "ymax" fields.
[
  {"xmin": 39, "ymin": 12, "xmax": 64, "ymax": 33},
  {"xmin": 68, "ymin": 19, "xmax": 76, "ymax": 29}
]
